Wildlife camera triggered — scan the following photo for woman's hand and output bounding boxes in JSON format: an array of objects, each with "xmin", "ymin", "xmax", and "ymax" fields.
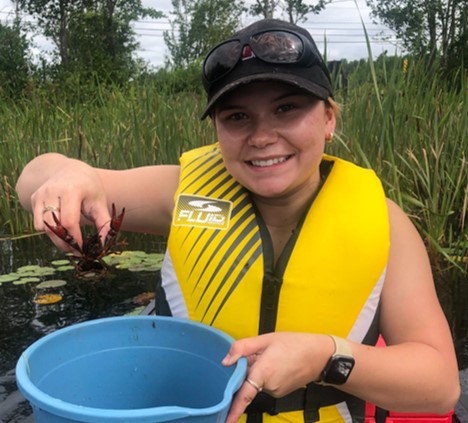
[
  {"xmin": 222, "ymin": 332, "xmax": 334, "ymax": 423},
  {"xmin": 17, "ymin": 154, "xmax": 180, "ymax": 243},
  {"xmin": 16, "ymin": 153, "xmax": 112, "ymax": 253}
]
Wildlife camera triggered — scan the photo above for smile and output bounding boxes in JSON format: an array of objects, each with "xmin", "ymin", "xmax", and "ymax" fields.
[{"xmin": 249, "ymin": 155, "xmax": 291, "ymax": 167}]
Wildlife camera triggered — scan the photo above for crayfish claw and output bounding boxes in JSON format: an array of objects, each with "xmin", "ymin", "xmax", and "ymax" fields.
[
  {"xmin": 44, "ymin": 204, "xmax": 126, "ymax": 279},
  {"xmin": 44, "ymin": 213, "xmax": 83, "ymax": 254},
  {"xmin": 103, "ymin": 204, "xmax": 125, "ymax": 252},
  {"xmin": 110, "ymin": 203, "xmax": 125, "ymax": 232}
]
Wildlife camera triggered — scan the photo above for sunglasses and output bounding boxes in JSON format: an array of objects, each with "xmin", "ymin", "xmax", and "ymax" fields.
[{"xmin": 203, "ymin": 29, "xmax": 330, "ymax": 84}]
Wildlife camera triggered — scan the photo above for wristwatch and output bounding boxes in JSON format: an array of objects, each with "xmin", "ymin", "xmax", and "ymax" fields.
[{"xmin": 319, "ymin": 335, "xmax": 355, "ymax": 385}]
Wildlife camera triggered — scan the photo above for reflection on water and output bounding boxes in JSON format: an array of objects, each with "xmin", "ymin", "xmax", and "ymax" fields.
[{"xmin": 0, "ymin": 233, "xmax": 164, "ymax": 423}]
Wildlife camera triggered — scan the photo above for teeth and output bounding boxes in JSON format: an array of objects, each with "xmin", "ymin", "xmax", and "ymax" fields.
[{"xmin": 251, "ymin": 156, "xmax": 288, "ymax": 167}]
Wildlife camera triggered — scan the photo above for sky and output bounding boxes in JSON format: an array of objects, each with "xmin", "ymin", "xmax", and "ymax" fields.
[{"xmin": 0, "ymin": 0, "xmax": 402, "ymax": 67}]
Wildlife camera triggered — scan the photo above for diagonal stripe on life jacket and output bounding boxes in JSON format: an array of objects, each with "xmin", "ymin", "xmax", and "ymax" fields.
[
  {"xmin": 180, "ymin": 148, "xmax": 223, "ymax": 192},
  {"xmin": 195, "ymin": 216, "xmax": 259, "ymax": 308},
  {"xmin": 176, "ymin": 153, "xmax": 225, "ymax": 255},
  {"xmin": 181, "ymin": 185, "xmax": 247, "ymax": 258},
  {"xmin": 206, "ymin": 242, "xmax": 263, "ymax": 326},
  {"xmin": 208, "ymin": 176, "xmax": 240, "ymax": 198},
  {"xmin": 188, "ymin": 196, "xmax": 254, "ymax": 295}
]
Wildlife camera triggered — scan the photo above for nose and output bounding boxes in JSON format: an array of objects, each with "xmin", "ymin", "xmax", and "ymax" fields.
[{"xmin": 248, "ymin": 119, "xmax": 277, "ymax": 148}]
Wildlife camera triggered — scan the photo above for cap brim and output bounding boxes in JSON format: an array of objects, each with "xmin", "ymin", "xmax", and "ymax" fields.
[{"xmin": 200, "ymin": 73, "xmax": 331, "ymax": 120}]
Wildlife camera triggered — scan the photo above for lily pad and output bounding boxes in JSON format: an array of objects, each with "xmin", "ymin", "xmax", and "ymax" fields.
[
  {"xmin": 0, "ymin": 273, "xmax": 20, "ymax": 283},
  {"xmin": 13, "ymin": 277, "xmax": 41, "ymax": 285},
  {"xmin": 56, "ymin": 265, "xmax": 75, "ymax": 272},
  {"xmin": 127, "ymin": 250, "xmax": 148, "ymax": 257},
  {"xmin": 17, "ymin": 265, "xmax": 42, "ymax": 273},
  {"xmin": 37, "ymin": 279, "xmax": 67, "ymax": 289},
  {"xmin": 146, "ymin": 253, "xmax": 165, "ymax": 261},
  {"xmin": 51, "ymin": 259, "xmax": 71, "ymax": 267},
  {"xmin": 121, "ymin": 250, "xmax": 146, "ymax": 257},
  {"xmin": 125, "ymin": 306, "xmax": 145, "ymax": 316},
  {"xmin": 105, "ymin": 250, "xmax": 165, "ymax": 272},
  {"xmin": 33, "ymin": 267, "xmax": 57, "ymax": 276},
  {"xmin": 15, "ymin": 271, "xmax": 38, "ymax": 278},
  {"xmin": 128, "ymin": 264, "xmax": 149, "ymax": 272},
  {"xmin": 33, "ymin": 294, "xmax": 63, "ymax": 305},
  {"xmin": 141, "ymin": 265, "xmax": 164, "ymax": 272}
]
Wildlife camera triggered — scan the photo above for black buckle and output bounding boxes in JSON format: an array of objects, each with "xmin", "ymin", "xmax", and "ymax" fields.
[
  {"xmin": 246, "ymin": 388, "xmax": 308, "ymax": 416},
  {"xmin": 246, "ymin": 392, "xmax": 280, "ymax": 415}
]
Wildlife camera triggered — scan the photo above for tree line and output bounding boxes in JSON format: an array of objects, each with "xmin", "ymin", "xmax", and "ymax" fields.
[{"xmin": 0, "ymin": 0, "xmax": 466, "ymax": 99}]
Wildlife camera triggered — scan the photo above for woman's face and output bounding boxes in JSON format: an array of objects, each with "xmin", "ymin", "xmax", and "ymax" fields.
[{"xmin": 213, "ymin": 81, "xmax": 336, "ymax": 203}]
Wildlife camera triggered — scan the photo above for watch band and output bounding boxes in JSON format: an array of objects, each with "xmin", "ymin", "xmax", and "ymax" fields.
[
  {"xmin": 329, "ymin": 335, "xmax": 353, "ymax": 357},
  {"xmin": 317, "ymin": 335, "xmax": 355, "ymax": 385}
]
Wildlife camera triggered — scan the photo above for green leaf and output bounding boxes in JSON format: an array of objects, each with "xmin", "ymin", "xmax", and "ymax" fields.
[{"xmin": 37, "ymin": 279, "xmax": 67, "ymax": 289}]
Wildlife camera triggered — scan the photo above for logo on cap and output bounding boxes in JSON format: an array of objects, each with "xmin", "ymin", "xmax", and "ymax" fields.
[
  {"xmin": 174, "ymin": 194, "xmax": 232, "ymax": 230},
  {"xmin": 242, "ymin": 45, "xmax": 255, "ymax": 60}
]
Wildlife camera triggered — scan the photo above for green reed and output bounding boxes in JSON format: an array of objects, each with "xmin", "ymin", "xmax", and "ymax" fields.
[
  {"xmin": 329, "ymin": 56, "xmax": 467, "ymax": 280},
  {"xmin": 0, "ymin": 83, "xmax": 216, "ymax": 235},
  {"xmin": 1, "ymin": 59, "xmax": 467, "ymax": 287}
]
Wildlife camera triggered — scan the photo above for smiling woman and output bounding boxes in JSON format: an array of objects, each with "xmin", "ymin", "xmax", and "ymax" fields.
[
  {"xmin": 15, "ymin": 18, "xmax": 460, "ymax": 423},
  {"xmin": 213, "ymin": 82, "xmax": 332, "ymax": 206}
]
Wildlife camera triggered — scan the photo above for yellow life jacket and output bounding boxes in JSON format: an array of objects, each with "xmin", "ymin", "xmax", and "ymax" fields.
[{"xmin": 167, "ymin": 144, "xmax": 390, "ymax": 423}]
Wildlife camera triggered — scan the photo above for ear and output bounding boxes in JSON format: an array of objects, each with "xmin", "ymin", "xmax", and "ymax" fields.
[{"xmin": 325, "ymin": 106, "xmax": 336, "ymax": 134}]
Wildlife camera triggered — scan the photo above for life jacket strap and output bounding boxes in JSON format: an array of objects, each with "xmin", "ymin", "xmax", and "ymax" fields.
[{"xmin": 246, "ymin": 383, "xmax": 359, "ymax": 423}]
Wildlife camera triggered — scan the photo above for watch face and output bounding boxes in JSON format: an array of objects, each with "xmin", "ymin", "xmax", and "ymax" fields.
[{"xmin": 322, "ymin": 355, "xmax": 355, "ymax": 385}]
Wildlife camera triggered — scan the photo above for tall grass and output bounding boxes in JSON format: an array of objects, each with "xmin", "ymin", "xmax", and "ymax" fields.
[
  {"xmin": 0, "ymin": 83, "xmax": 215, "ymax": 234},
  {"xmin": 329, "ymin": 57, "xmax": 467, "ymax": 278},
  {"xmin": 1, "ymin": 58, "xmax": 467, "ymax": 292}
]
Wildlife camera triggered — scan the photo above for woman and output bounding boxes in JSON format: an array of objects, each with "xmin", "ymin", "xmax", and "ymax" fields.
[{"xmin": 16, "ymin": 18, "xmax": 459, "ymax": 423}]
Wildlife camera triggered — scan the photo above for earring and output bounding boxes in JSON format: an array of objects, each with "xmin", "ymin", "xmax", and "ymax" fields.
[{"xmin": 326, "ymin": 132, "xmax": 334, "ymax": 144}]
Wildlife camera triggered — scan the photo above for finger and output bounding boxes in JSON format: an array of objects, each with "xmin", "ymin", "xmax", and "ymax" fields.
[
  {"xmin": 223, "ymin": 335, "xmax": 271, "ymax": 366},
  {"xmin": 39, "ymin": 197, "xmax": 84, "ymax": 253},
  {"xmin": 32, "ymin": 197, "xmax": 80, "ymax": 252},
  {"xmin": 225, "ymin": 378, "xmax": 262, "ymax": 423},
  {"xmin": 33, "ymin": 198, "xmax": 61, "ymax": 233},
  {"xmin": 81, "ymin": 202, "xmax": 113, "ymax": 245}
]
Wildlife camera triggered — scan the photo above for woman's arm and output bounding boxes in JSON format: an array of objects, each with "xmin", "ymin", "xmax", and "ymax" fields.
[
  {"xmin": 344, "ymin": 199, "xmax": 460, "ymax": 410},
  {"xmin": 16, "ymin": 153, "xmax": 180, "ymax": 250},
  {"xmin": 223, "ymin": 199, "xmax": 460, "ymax": 422}
]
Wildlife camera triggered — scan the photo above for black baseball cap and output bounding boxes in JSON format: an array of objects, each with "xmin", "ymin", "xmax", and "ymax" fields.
[{"xmin": 201, "ymin": 18, "xmax": 333, "ymax": 119}]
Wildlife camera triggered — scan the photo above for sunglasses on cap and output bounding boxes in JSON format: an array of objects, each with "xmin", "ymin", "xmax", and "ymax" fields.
[{"xmin": 203, "ymin": 29, "xmax": 331, "ymax": 84}]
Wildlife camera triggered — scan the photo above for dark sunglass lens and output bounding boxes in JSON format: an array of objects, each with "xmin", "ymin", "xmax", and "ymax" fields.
[
  {"xmin": 251, "ymin": 31, "xmax": 304, "ymax": 63},
  {"xmin": 204, "ymin": 41, "xmax": 241, "ymax": 81}
]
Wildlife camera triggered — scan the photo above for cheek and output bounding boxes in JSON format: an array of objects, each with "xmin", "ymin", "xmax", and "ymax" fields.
[
  {"xmin": 218, "ymin": 140, "xmax": 243, "ymax": 178},
  {"xmin": 217, "ymin": 128, "xmax": 245, "ymax": 160}
]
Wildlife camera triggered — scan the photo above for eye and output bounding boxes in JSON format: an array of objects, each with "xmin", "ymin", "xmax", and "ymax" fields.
[
  {"xmin": 277, "ymin": 103, "xmax": 296, "ymax": 113},
  {"xmin": 226, "ymin": 111, "xmax": 248, "ymax": 121}
]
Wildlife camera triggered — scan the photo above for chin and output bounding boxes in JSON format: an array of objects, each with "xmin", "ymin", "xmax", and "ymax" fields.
[{"xmin": 248, "ymin": 184, "xmax": 289, "ymax": 199}]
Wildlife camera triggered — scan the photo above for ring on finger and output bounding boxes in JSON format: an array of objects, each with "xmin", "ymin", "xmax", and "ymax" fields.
[
  {"xmin": 42, "ymin": 205, "xmax": 60, "ymax": 215},
  {"xmin": 246, "ymin": 378, "xmax": 263, "ymax": 393}
]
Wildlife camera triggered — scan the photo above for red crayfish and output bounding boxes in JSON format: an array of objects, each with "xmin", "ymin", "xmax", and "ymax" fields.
[{"xmin": 44, "ymin": 204, "xmax": 126, "ymax": 278}]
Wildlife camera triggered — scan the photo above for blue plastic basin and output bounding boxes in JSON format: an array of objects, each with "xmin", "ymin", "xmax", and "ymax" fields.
[{"xmin": 16, "ymin": 316, "xmax": 246, "ymax": 422}]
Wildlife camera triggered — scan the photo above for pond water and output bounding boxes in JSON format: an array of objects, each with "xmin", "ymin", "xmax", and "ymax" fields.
[
  {"xmin": 0, "ymin": 233, "xmax": 164, "ymax": 423},
  {"xmin": 0, "ymin": 234, "xmax": 467, "ymax": 422}
]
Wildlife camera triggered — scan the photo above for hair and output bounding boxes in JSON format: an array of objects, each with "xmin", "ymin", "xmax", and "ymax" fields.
[{"xmin": 326, "ymin": 97, "xmax": 341, "ymax": 119}]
